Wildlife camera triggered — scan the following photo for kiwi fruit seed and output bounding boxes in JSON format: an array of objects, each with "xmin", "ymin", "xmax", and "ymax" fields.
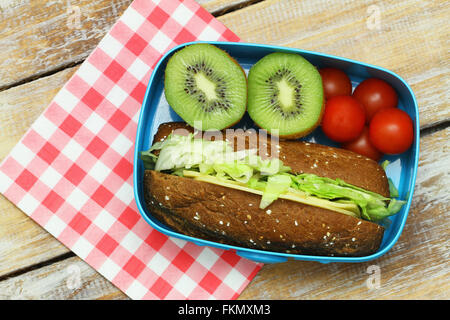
[
  {"xmin": 247, "ymin": 52, "xmax": 324, "ymax": 139},
  {"xmin": 164, "ymin": 44, "xmax": 247, "ymax": 131}
]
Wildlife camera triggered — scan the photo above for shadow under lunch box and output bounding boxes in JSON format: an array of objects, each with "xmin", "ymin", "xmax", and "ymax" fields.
[{"xmin": 133, "ymin": 41, "xmax": 420, "ymax": 264}]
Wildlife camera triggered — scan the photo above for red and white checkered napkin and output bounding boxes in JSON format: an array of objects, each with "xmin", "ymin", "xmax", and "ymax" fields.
[{"xmin": 0, "ymin": 0, "xmax": 261, "ymax": 299}]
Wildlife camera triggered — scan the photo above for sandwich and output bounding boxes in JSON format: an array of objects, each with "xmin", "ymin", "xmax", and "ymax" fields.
[{"xmin": 140, "ymin": 122, "xmax": 404, "ymax": 257}]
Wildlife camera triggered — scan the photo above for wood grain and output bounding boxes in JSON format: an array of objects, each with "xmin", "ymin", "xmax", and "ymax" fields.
[
  {"xmin": 196, "ymin": 0, "xmax": 256, "ymax": 15},
  {"xmin": 0, "ymin": 0, "xmax": 250, "ymax": 90},
  {"xmin": 0, "ymin": 0, "xmax": 448, "ymax": 299},
  {"xmin": 0, "ymin": 256, "xmax": 125, "ymax": 299},
  {"xmin": 0, "ymin": 0, "xmax": 133, "ymax": 90}
]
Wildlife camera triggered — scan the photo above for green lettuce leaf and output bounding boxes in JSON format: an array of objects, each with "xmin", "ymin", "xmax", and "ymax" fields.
[
  {"xmin": 213, "ymin": 162, "xmax": 254, "ymax": 183},
  {"xmin": 260, "ymin": 174, "xmax": 292, "ymax": 209},
  {"xmin": 253, "ymin": 157, "xmax": 291, "ymax": 176},
  {"xmin": 140, "ymin": 150, "xmax": 158, "ymax": 170},
  {"xmin": 247, "ymin": 174, "xmax": 267, "ymax": 191},
  {"xmin": 388, "ymin": 178, "xmax": 399, "ymax": 198},
  {"xmin": 380, "ymin": 160, "xmax": 390, "ymax": 171},
  {"xmin": 291, "ymin": 173, "xmax": 403, "ymax": 221}
]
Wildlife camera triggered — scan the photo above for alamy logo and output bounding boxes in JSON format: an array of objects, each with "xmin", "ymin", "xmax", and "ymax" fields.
[
  {"xmin": 366, "ymin": 264, "xmax": 381, "ymax": 289},
  {"xmin": 66, "ymin": 264, "xmax": 82, "ymax": 290},
  {"xmin": 366, "ymin": 5, "xmax": 382, "ymax": 30},
  {"xmin": 67, "ymin": 5, "xmax": 82, "ymax": 30}
]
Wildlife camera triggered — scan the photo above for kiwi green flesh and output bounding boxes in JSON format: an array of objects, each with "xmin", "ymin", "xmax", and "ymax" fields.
[
  {"xmin": 247, "ymin": 52, "xmax": 324, "ymax": 137},
  {"xmin": 164, "ymin": 44, "xmax": 247, "ymax": 131}
]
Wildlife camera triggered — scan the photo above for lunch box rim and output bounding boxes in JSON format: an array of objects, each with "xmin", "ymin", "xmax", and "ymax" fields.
[{"xmin": 133, "ymin": 40, "xmax": 420, "ymax": 264}]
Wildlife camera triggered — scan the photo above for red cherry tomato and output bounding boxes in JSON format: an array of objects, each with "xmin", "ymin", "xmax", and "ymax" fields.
[
  {"xmin": 369, "ymin": 108, "xmax": 414, "ymax": 154},
  {"xmin": 321, "ymin": 96, "xmax": 366, "ymax": 143},
  {"xmin": 353, "ymin": 78, "xmax": 398, "ymax": 123},
  {"xmin": 319, "ymin": 68, "xmax": 352, "ymax": 99},
  {"xmin": 342, "ymin": 126, "xmax": 383, "ymax": 161}
]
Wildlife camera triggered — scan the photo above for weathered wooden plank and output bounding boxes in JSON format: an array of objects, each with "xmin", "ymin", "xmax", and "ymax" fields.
[
  {"xmin": 196, "ymin": 0, "xmax": 260, "ymax": 15},
  {"xmin": 0, "ymin": 195, "xmax": 68, "ymax": 278},
  {"xmin": 0, "ymin": 0, "xmax": 250, "ymax": 90},
  {"xmin": 217, "ymin": 0, "xmax": 450, "ymax": 128},
  {"xmin": 0, "ymin": 256, "xmax": 126, "ymax": 299},
  {"xmin": 0, "ymin": 0, "xmax": 133, "ymax": 90},
  {"xmin": 239, "ymin": 127, "xmax": 450, "ymax": 299}
]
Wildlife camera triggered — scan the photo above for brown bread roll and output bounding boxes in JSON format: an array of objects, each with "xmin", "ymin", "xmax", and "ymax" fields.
[{"xmin": 142, "ymin": 122, "xmax": 389, "ymax": 257}]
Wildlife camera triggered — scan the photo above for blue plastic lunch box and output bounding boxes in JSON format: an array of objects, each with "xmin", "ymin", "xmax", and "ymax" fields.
[{"xmin": 133, "ymin": 41, "xmax": 420, "ymax": 264}]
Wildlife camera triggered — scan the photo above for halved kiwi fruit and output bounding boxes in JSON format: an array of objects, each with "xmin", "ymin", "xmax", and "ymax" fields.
[
  {"xmin": 164, "ymin": 44, "xmax": 247, "ymax": 131},
  {"xmin": 247, "ymin": 52, "xmax": 324, "ymax": 139}
]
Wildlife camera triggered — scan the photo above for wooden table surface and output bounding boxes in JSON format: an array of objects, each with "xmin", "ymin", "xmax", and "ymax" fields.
[{"xmin": 0, "ymin": 0, "xmax": 448, "ymax": 300}]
